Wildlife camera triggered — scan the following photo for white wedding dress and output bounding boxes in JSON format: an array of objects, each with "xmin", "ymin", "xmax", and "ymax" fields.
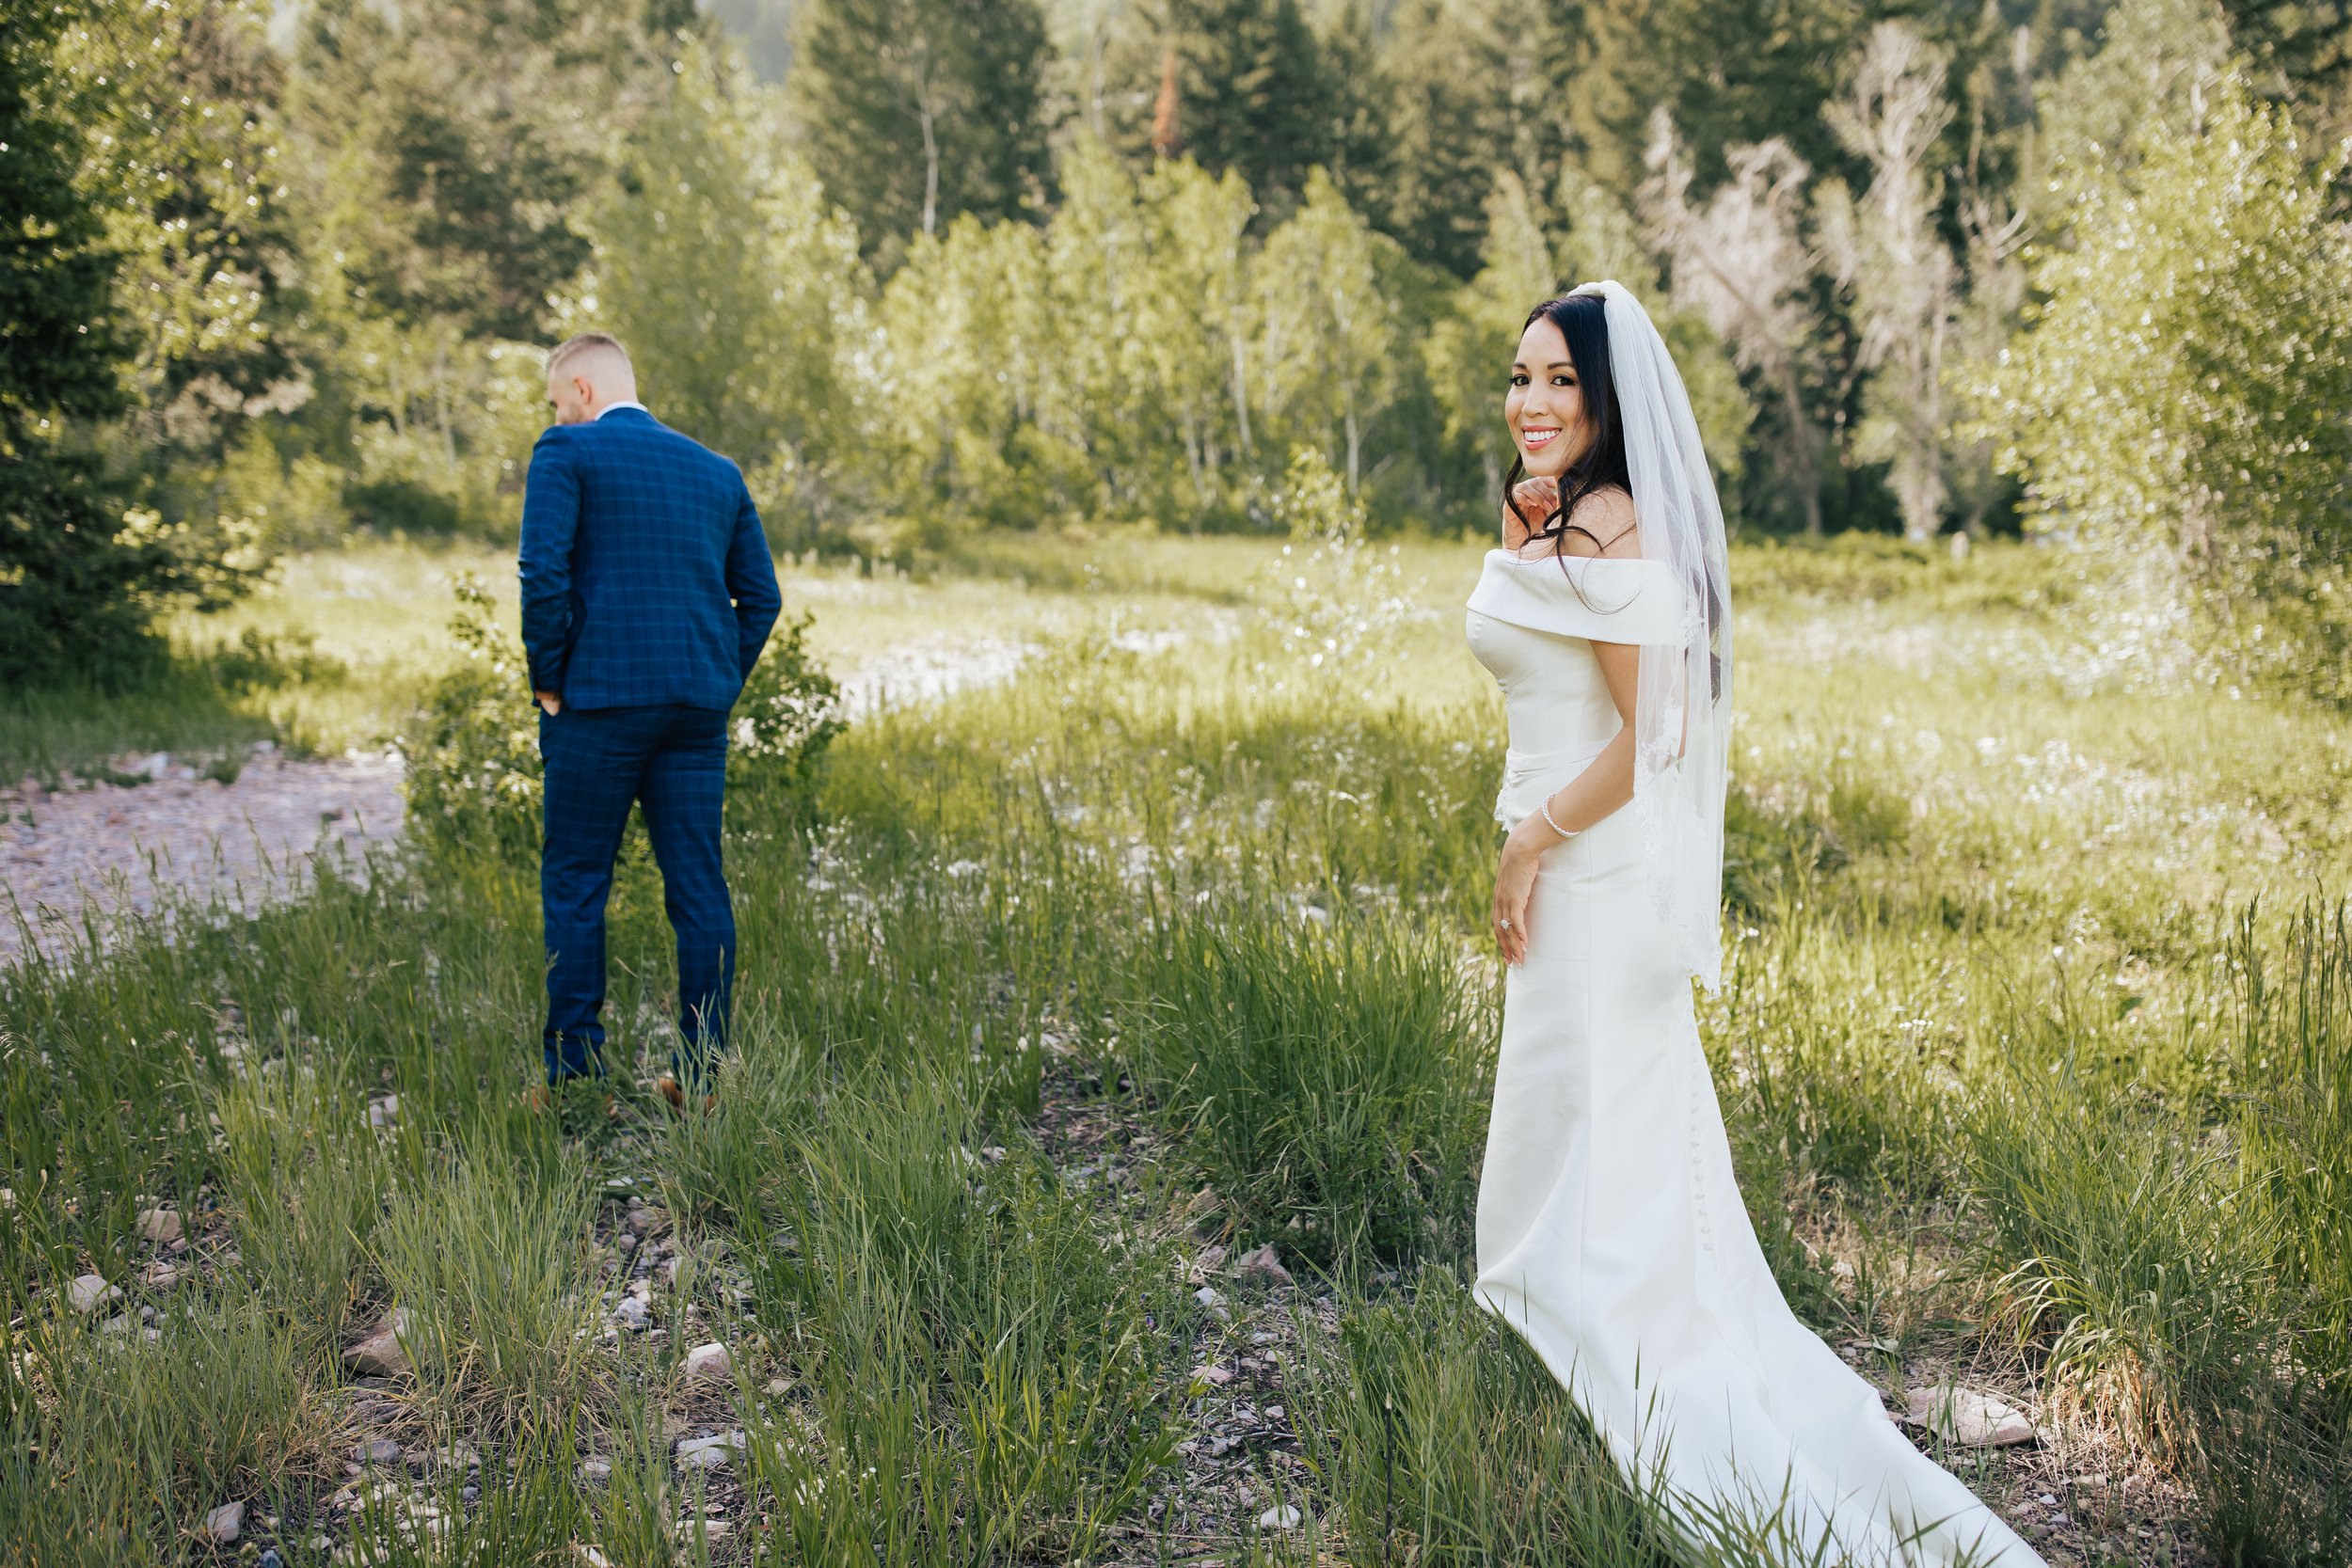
[{"xmin": 1467, "ymin": 548, "xmax": 2045, "ymax": 1566}]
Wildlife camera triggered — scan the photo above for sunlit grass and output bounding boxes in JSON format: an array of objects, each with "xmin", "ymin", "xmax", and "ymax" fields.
[{"xmin": 3, "ymin": 528, "xmax": 2348, "ymax": 1562}]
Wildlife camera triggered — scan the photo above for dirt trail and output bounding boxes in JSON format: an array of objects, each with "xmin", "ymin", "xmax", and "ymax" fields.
[
  {"xmin": 0, "ymin": 749, "xmax": 404, "ymax": 963},
  {"xmin": 0, "ymin": 639, "xmax": 1039, "ymax": 964}
]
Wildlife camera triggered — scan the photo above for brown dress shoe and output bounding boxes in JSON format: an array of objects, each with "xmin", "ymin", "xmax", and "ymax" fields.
[{"xmin": 657, "ymin": 1076, "xmax": 716, "ymax": 1116}]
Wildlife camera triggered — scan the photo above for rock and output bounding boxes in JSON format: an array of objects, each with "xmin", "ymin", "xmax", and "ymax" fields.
[
  {"xmin": 1189, "ymin": 1363, "xmax": 1234, "ymax": 1386},
  {"xmin": 764, "ymin": 1377, "xmax": 788, "ymax": 1397},
  {"xmin": 578, "ymin": 1457, "xmax": 612, "ymax": 1485},
  {"xmin": 100, "ymin": 1315, "xmax": 131, "ymax": 1335},
  {"xmin": 1233, "ymin": 1243, "xmax": 1294, "ymax": 1287},
  {"xmin": 142, "ymin": 1261, "xmax": 180, "ymax": 1290},
  {"xmin": 612, "ymin": 1296, "xmax": 650, "ymax": 1331},
  {"xmin": 367, "ymin": 1095, "xmax": 399, "ymax": 1129},
  {"xmin": 1194, "ymin": 1285, "xmax": 1223, "ymax": 1309},
  {"xmin": 675, "ymin": 1431, "xmax": 744, "ymax": 1471},
  {"xmin": 1904, "ymin": 1384, "xmax": 2037, "ymax": 1448},
  {"xmin": 682, "ymin": 1341, "xmax": 731, "ymax": 1386},
  {"xmin": 134, "ymin": 752, "xmax": 172, "ymax": 782},
  {"xmin": 136, "ymin": 1208, "xmax": 183, "ymax": 1244},
  {"xmin": 573, "ymin": 1547, "xmax": 613, "ymax": 1568},
  {"xmin": 405, "ymin": 1442, "xmax": 477, "ymax": 1474},
  {"xmin": 260, "ymin": 1550, "xmax": 284, "ymax": 1568},
  {"xmin": 204, "ymin": 1500, "xmax": 245, "ymax": 1544},
  {"xmin": 343, "ymin": 1308, "xmax": 412, "ymax": 1378},
  {"xmin": 357, "ymin": 1439, "xmax": 401, "ymax": 1465},
  {"xmin": 66, "ymin": 1274, "xmax": 119, "ymax": 1314},
  {"xmin": 1257, "ymin": 1503, "xmax": 1303, "ymax": 1530}
]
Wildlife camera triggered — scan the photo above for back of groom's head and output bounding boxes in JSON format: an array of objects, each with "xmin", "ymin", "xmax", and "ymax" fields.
[{"xmin": 547, "ymin": 332, "xmax": 637, "ymax": 425}]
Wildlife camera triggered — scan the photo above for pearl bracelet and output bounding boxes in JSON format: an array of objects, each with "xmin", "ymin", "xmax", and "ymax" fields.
[{"xmin": 1540, "ymin": 799, "xmax": 1576, "ymax": 838}]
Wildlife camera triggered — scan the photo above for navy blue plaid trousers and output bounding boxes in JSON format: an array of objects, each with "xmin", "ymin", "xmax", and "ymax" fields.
[{"xmin": 539, "ymin": 703, "xmax": 735, "ymax": 1086}]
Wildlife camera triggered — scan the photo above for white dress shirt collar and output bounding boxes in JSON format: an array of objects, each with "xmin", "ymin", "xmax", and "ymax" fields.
[{"xmin": 595, "ymin": 399, "xmax": 649, "ymax": 420}]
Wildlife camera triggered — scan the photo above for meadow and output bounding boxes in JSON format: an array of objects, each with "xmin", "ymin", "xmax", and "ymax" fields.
[{"xmin": 3, "ymin": 527, "xmax": 2348, "ymax": 1566}]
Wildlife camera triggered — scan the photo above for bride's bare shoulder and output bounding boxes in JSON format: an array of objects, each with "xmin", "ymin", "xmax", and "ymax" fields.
[{"xmin": 1551, "ymin": 487, "xmax": 1640, "ymax": 560}]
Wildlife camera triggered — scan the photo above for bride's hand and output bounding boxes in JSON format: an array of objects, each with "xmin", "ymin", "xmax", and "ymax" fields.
[
  {"xmin": 1491, "ymin": 820, "xmax": 1549, "ymax": 966},
  {"xmin": 1502, "ymin": 477, "xmax": 1558, "ymax": 551}
]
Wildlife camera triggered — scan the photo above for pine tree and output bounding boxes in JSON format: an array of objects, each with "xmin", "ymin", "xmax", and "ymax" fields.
[
  {"xmin": 1369, "ymin": 0, "xmax": 1502, "ymax": 278},
  {"xmin": 0, "ymin": 1, "xmax": 172, "ymax": 685},
  {"xmin": 789, "ymin": 0, "xmax": 1056, "ymax": 270},
  {"xmin": 1569, "ymin": 0, "xmax": 1871, "ymax": 200},
  {"xmin": 1139, "ymin": 0, "xmax": 1344, "ymax": 221},
  {"xmin": 0, "ymin": 2, "xmax": 129, "ymax": 438},
  {"xmin": 284, "ymin": 0, "xmax": 671, "ymax": 342}
]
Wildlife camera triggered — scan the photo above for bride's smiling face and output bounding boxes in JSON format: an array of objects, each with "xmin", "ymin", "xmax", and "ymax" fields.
[{"xmin": 1506, "ymin": 315, "xmax": 1594, "ymax": 479}]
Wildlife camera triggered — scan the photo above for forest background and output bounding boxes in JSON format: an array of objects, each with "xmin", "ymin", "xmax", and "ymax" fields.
[{"xmin": 6, "ymin": 0, "xmax": 2351, "ymax": 704}]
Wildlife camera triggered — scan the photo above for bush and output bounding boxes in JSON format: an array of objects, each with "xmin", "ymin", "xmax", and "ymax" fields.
[
  {"xmin": 1978, "ymin": 78, "xmax": 2352, "ymax": 700},
  {"xmin": 0, "ymin": 449, "xmax": 174, "ymax": 689},
  {"xmin": 395, "ymin": 578, "xmax": 547, "ymax": 863},
  {"xmin": 400, "ymin": 580, "xmax": 848, "ymax": 863}
]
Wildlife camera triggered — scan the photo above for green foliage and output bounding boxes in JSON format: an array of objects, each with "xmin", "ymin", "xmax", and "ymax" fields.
[
  {"xmin": 394, "ymin": 578, "xmax": 548, "ymax": 863},
  {"xmin": 744, "ymin": 1069, "xmax": 1183, "ymax": 1561},
  {"xmin": 0, "ymin": 0, "xmax": 131, "ymax": 436},
  {"xmin": 283, "ymin": 0, "xmax": 652, "ymax": 342},
  {"xmin": 1979, "ymin": 72, "xmax": 2352, "ymax": 698},
  {"xmin": 0, "ymin": 3, "xmax": 275, "ymax": 687},
  {"xmin": 0, "ymin": 450, "xmax": 170, "ymax": 688},
  {"xmin": 399, "ymin": 577, "xmax": 846, "ymax": 863},
  {"xmin": 372, "ymin": 1147, "xmax": 609, "ymax": 1431},
  {"xmin": 730, "ymin": 610, "xmax": 847, "ymax": 815},
  {"xmin": 215, "ymin": 1055, "xmax": 395, "ymax": 1351},
  {"xmin": 788, "ymin": 0, "xmax": 1056, "ymax": 271},
  {"xmin": 1124, "ymin": 0, "xmax": 1374, "ymax": 223},
  {"xmin": 1121, "ymin": 904, "xmax": 1487, "ymax": 1272},
  {"xmin": 580, "ymin": 40, "xmax": 875, "ymax": 549},
  {"xmin": 56, "ymin": 1286, "xmax": 322, "ymax": 1505},
  {"xmin": 1294, "ymin": 1271, "xmax": 1688, "ymax": 1565}
]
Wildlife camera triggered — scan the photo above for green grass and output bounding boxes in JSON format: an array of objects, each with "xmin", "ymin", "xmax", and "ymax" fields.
[{"xmin": 2, "ymin": 529, "xmax": 2348, "ymax": 1563}]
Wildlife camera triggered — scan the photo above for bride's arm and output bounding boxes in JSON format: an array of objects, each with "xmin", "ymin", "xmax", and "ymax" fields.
[{"xmin": 1490, "ymin": 641, "xmax": 1641, "ymax": 967}]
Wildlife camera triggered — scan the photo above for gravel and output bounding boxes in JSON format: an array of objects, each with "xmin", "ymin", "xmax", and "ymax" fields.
[{"xmin": 0, "ymin": 749, "xmax": 403, "ymax": 962}]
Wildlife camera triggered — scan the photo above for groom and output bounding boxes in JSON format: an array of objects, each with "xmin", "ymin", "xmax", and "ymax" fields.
[{"xmin": 518, "ymin": 332, "xmax": 782, "ymax": 1111}]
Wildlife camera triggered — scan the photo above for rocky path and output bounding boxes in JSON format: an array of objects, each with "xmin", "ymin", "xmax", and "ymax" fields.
[
  {"xmin": 0, "ymin": 638, "xmax": 1041, "ymax": 966},
  {"xmin": 0, "ymin": 747, "xmax": 405, "ymax": 963}
]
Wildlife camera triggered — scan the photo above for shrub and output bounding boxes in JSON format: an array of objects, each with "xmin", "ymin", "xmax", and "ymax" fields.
[
  {"xmin": 0, "ymin": 441, "xmax": 264, "ymax": 686},
  {"xmin": 1978, "ymin": 78, "xmax": 2352, "ymax": 701},
  {"xmin": 400, "ymin": 582, "xmax": 846, "ymax": 864},
  {"xmin": 395, "ymin": 578, "xmax": 546, "ymax": 863}
]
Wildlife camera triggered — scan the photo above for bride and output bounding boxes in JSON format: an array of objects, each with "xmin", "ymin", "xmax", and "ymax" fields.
[{"xmin": 1466, "ymin": 282, "xmax": 2045, "ymax": 1565}]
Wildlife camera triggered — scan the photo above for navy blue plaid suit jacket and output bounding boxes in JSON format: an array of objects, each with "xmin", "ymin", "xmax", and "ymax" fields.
[{"xmin": 518, "ymin": 407, "xmax": 783, "ymax": 710}]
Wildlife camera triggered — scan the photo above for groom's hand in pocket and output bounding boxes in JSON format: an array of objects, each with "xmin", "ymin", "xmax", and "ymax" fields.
[{"xmin": 535, "ymin": 689, "xmax": 563, "ymax": 716}]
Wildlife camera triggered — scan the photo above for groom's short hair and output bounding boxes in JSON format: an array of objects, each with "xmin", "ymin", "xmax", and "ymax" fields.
[{"xmin": 547, "ymin": 331, "xmax": 631, "ymax": 379}]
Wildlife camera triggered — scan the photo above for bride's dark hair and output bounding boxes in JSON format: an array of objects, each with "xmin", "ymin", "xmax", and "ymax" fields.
[{"xmin": 1503, "ymin": 292, "xmax": 1634, "ymax": 559}]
